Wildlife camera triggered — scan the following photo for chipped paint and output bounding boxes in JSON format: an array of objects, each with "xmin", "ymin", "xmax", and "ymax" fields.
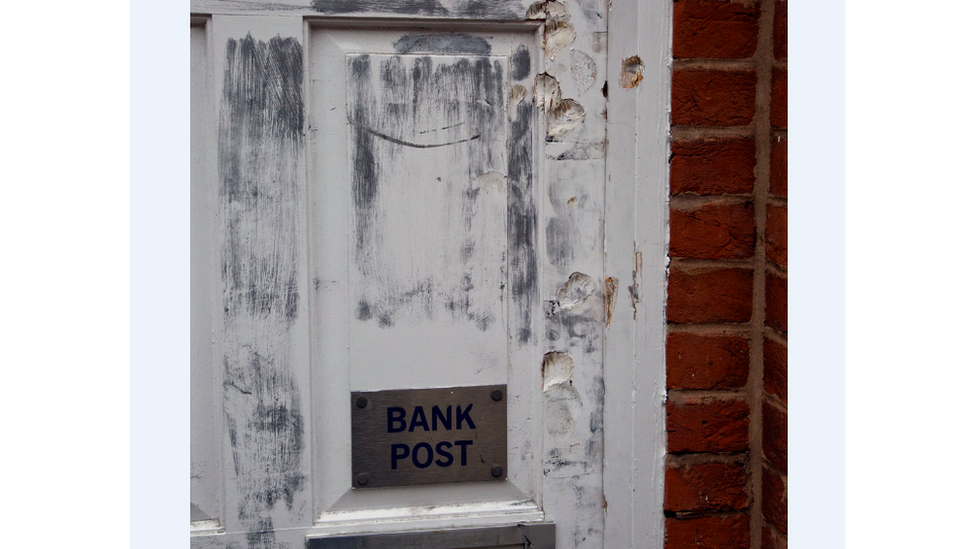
[
  {"xmin": 508, "ymin": 83, "xmax": 527, "ymax": 117},
  {"xmin": 526, "ymin": 0, "xmax": 577, "ymax": 60},
  {"xmin": 555, "ymin": 272, "xmax": 598, "ymax": 311},
  {"xmin": 533, "ymin": 73, "xmax": 585, "ymax": 140},
  {"xmin": 542, "ymin": 351, "xmax": 575, "ymax": 391},
  {"xmin": 545, "ymin": 381, "xmax": 583, "ymax": 436},
  {"xmin": 604, "ymin": 277, "xmax": 618, "ymax": 327},
  {"xmin": 619, "ymin": 55, "xmax": 644, "ymax": 89},
  {"xmin": 570, "ymin": 49, "xmax": 597, "ymax": 96},
  {"xmin": 629, "ymin": 249, "xmax": 643, "ymax": 319}
]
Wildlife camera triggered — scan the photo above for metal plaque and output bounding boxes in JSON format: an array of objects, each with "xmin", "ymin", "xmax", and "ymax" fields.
[{"xmin": 350, "ymin": 384, "xmax": 507, "ymax": 488}]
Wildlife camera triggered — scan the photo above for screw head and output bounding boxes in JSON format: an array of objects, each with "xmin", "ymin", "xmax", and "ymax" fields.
[
  {"xmin": 356, "ymin": 396, "xmax": 368, "ymax": 408},
  {"xmin": 356, "ymin": 472, "xmax": 369, "ymax": 485},
  {"xmin": 491, "ymin": 390, "xmax": 503, "ymax": 401},
  {"xmin": 491, "ymin": 466, "xmax": 504, "ymax": 478}
]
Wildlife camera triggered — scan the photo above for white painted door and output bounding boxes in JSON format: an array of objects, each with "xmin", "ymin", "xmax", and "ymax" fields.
[{"xmin": 190, "ymin": 1, "xmax": 668, "ymax": 548}]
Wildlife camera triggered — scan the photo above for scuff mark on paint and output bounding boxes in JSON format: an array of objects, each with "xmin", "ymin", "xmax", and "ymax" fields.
[
  {"xmin": 533, "ymin": 73, "xmax": 585, "ymax": 140},
  {"xmin": 619, "ymin": 55, "xmax": 644, "ymax": 89},
  {"xmin": 394, "ymin": 33, "xmax": 491, "ymax": 55},
  {"xmin": 570, "ymin": 49, "xmax": 597, "ymax": 96},
  {"xmin": 629, "ymin": 249, "xmax": 643, "ymax": 319},
  {"xmin": 555, "ymin": 272, "xmax": 598, "ymax": 311},
  {"xmin": 604, "ymin": 277, "xmax": 618, "ymax": 327},
  {"xmin": 221, "ymin": 35, "xmax": 303, "ymax": 325},
  {"xmin": 511, "ymin": 44, "xmax": 532, "ymax": 80},
  {"xmin": 347, "ymin": 53, "xmax": 508, "ymax": 332},
  {"xmin": 526, "ymin": 0, "xmax": 577, "ymax": 60},
  {"xmin": 508, "ymin": 99, "xmax": 539, "ymax": 344},
  {"xmin": 311, "ymin": 0, "xmax": 520, "ymax": 19},
  {"xmin": 347, "ymin": 116, "xmax": 482, "ymax": 148},
  {"xmin": 219, "ymin": 34, "xmax": 307, "ymax": 542},
  {"xmin": 543, "ymin": 350, "xmax": 575, "ymax": 391}
]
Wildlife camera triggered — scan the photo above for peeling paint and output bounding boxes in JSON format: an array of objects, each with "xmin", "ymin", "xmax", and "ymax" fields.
[
  {"xmin": 542, "ymin": 351, "xmax": 575, "ymax": 391},
  {"xmin": 604, "ymin": 277, "xmax": 618, "ymax": 327},
  {"xmin": 629, "ymin": 249, "xmax": 642, "ymax": 319},
  {"xmin": 545, "ymin": 380, "xmax": 583, "ymax": 436},
  {"xmin": 473, "ymin": 171, "xmax": 508, "ymax": 193},
  {"xmin": 508, "ymin": 83, "xmax": 527, "ymax": 117},
  {"xmin": 619, "ymin": 55, "xmax": 644, "ymax": 89},
  {"xmin": 526, "ymin": 0, "xmax": 577, "ymax": 60},
  {"xmin": 567, "ymin": 196, "xmax": 579, "ymax": 209},
  {"xmin": 533, "ymin": 73, "xmax": 585, "ymax": 140},
  {"xmin": 552, "ymin": 139, "xmax": 607, "ymax": 161},
  {"xmin": 570, "ymin": 49, "xmax": 597, "ymax": 96},
  {"xmin": 555, "ymin": 272, "xmax": 598, "ymax": 311}
]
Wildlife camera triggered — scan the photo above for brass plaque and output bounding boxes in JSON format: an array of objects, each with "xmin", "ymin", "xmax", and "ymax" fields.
[{"xmin": 350, "ymin": 385, "xmax": 507, "ymax": 488}]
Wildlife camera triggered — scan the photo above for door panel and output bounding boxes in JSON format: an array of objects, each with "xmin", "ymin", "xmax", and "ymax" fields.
[{"xmin": 191, "ymin": 1, "xmax": 614, "ymax": 547}]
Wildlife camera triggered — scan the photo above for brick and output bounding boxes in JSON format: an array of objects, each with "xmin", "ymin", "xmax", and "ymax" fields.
[
  {"xmin": 765, "ymin": 205, "xmax": 787, "ymax": 267},
  {"xmin": 671, "ymin": 202, "xmax": 756, "ymax": 260},
  {"xmin": 770, "ymin": 136, "xmax": 787, "ymax": 198},
  {"xmin": 770, "ymin": 68, "xmax": 787, "ymax": 129},
  {"xmin": 667, "ymin": 332, "xmax": 750, "ymax": 390},
  {"xmin": 671, "ymin": 138, "xmax": 756, "ymax": 195},
  {"xmin": 667, "ymin": 397, "xmax": 750, "ymax": 453},
  {"xmin": 774, "ymin": 0, "xmax": 788, "ymax": 61},
  {"xmin": 665, "ymin": 514, "xmax": 750, "ymax": 549},
  {"xmin": 762, "ymin": 467, "xmax": 787, "ymax": 534},
  {"xmin": 763, "ymin": 337, "xmax": 787, "ymax": 405},
  {"xmin": 763, "ymin": 400, "xmax": 787, "ymax": 473},
  {"xmin": 668, "ymin": 268, "xmax": 753, "ymax": 324},
  {"xmin": 665, "ymin": 461, "xmax": 749, "ymax": 512},
  {"xmin": 674, "ymin": 0, "xmax": 759, "ymax": 59},
  {"xmin": 765, "ymin": 271, "xmax": 787, "ymax": 333},
  {"xmin": 673, "ymin": 69, "xmax": 757, "ymax": 126},
  {"xmin": 762, "ymin": 526, "xmax": 788, "ymax": 549}
]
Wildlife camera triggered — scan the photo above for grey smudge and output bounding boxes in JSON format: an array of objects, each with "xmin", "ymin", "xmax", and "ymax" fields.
[{"xmin": 394, "ymin": 33, "xmax": 491, "ymax": 55}]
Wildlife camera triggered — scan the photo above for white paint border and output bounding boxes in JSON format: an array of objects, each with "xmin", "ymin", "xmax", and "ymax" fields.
[{"xmin": 604, "ymin": 0, "xmax": 670, "ymax": 547}]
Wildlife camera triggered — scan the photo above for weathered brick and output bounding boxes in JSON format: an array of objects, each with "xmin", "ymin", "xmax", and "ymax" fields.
[
  {"xmin": 668, "ymin": 268, "xmax": 753, "ymax": 324},
  {"xmin": 766, "ymin": 205, "xmax": 787, "ymax": 267},
  {"xmin": 671, "ymin": 138, "xmax": 756, "ymax": 195},
  {"xmin": 667, "ymin": 332, "xmax": 750, "ymax": 390},
  {"xmin": 762, "ymin": 467, "xmax": 787, "ymax": 534},
  {"xmin": 668, "ymin": 397, "xmax": 750, "ymax": 453},
  {"xmin": 674, "ymin": 0, "xmax": 759, "ymax": 59},
  {"xmin": 673, "ymin": 69, "xmax": 757, "ymax": 126},
  {"xmin": 774, "ymin": 0, "xmax": 788, "ymax": 61},
  {"xmin": 665, "ymin": 461, "xmax": 749, "ymax": 512},
  {"xmin": 763, "ymin": 337, "xmax": 787, "ymax": 405},
  {"xmin": 671, "ymin": 202, "xmax": 756, "ymax": 260},
  {"xmin": 770, "ymin": 68, "xmax": 787, "ymax": 129},
  {"xmin": 762, "ymin": 526, "xmax": 788, "ymax": 549},
  {"xmin": 763, "ymin": 400, "xmax": 787, "ymax": 473},
  {"xmin": 665, "ymin": 514, "xmax": 750, "ymax": 549},
  {"xmin": 770, "ymin": 136, "xmax": 787, "ymax": 198},
  {"xmin": 765, "ymin": 270, "xmax": 787, "ymax": 333}
]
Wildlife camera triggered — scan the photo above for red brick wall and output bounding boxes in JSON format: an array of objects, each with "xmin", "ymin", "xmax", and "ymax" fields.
[{"xmin": 666, "ymin": 1, "xmax": 786, "ymax": 548}]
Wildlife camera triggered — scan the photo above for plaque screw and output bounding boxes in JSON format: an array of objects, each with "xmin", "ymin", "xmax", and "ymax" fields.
[
  {"xmin": 356, "ymin": 396, "xmax": 368, "ymax": 408},
  {"xmin": 356, "ymin": 472, "xmax": 369, "ymax": 485},
  {"xmin": 491, "ymin": 466, "xmax": 504, "ymax": 478},
  {"xmin": 491, "ymin": 390, "xmax": 503, "ymax": 401}
]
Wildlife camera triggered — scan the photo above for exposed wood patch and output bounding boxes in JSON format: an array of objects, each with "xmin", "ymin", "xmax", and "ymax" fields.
[
  {"xmin": 619, "ymin": 55, "xmax": 644, "ymax": 89},
  {"xmin": 604, "ymin": 277, "xmax": 618, "ymax": 326}
]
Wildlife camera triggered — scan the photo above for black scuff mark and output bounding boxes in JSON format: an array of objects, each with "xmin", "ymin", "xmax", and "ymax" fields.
[
  {"xmin": 395, "ymin": 33, "xmax": 491, "ymax": 55},
  {"xmin": 220, "ymin": 34, "xmax": 304, "ymax": 325},
  {"xmin": 350, "ymin": 53, "xmax": 505, "ymax": 331},
  {"xmin": 511, "ymin": 44, "xmax": 531, "ymax": 80},
  {"xmin": 310, "ymin": 0, "xmax": 519, "ymax": 18},
  {"xmin": 347, "ymin": 116, "xmax": 482, "ymax": 148},
  {"xmin": 219, "ymin": 34, "xmax": 308, "ymax": 545},
  {"xmin": 507, "ymin": 101, "xmax": 538, "ymax": 345}
]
